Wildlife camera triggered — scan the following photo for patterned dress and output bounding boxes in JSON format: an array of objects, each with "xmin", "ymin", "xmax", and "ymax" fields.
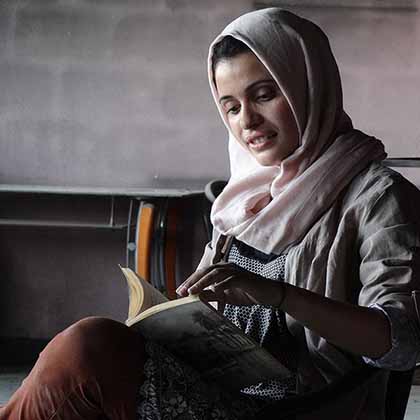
[{"xmin": 136, "ymin": 238, "xmax": 298, "ymax": 420}]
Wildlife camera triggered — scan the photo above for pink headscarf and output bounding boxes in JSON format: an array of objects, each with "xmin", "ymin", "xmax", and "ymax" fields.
[{"xmin": 208, "ymin": 8, "xmax": 386, "ymax": 255}]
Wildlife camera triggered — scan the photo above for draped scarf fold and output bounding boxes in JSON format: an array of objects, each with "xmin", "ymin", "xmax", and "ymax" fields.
[{"xmin": 208, "ymin": 8, "xmax": 386, "ymax": 254}]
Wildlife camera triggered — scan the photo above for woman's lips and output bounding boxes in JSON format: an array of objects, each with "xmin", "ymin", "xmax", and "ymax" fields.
[{"xmin": 247, "ymin": 133, "xmax": 277, "ymax": 151}]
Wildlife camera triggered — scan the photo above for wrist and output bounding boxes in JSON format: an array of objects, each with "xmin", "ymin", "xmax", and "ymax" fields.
[{"xmin": 274, "ymin": 282, "xmax": 287, "ymax": 308}]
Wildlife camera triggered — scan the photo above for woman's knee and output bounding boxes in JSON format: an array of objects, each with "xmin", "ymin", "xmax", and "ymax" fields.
[
  {"xmin": 40, "ymin": 317, "xmax": 144, "ymax": 375},
  {"xmin": 4, "ymin": 318, "xmax": 145, "ymax": 420},
  {"xmin": 64, "ymin": 316, "xmax": 137, "ymax": 348}
]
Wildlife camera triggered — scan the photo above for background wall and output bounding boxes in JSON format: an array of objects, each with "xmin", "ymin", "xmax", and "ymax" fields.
[
  {"xmin": 0, "ymin": 0, "xmax": 419, "ymax": 342},
  {"xmin": 0, "ymin": 0, "xmax": 247, "ymax": 189},
  {"xmin": 1, "ymin": 0, "xmax": 419, "ymax": 190}
]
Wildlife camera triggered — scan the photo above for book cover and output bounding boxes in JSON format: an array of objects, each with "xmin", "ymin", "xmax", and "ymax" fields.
[{"xmin": 120, "ymin": 267, "xmax": 291, "ymax": 391}]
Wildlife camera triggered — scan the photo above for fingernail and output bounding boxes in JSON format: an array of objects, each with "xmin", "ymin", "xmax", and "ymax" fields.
[{"xmin": 176, "ymin": 287, "xmax": 186, "ymax": 296}]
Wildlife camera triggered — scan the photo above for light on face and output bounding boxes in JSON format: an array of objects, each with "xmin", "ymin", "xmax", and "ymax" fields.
[{"xmin": 214, "ymin": 52, "xmax": 299, "ymax": 167}]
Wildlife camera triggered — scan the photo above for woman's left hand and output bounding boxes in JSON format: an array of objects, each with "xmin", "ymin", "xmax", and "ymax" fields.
[{"xmin": 176, "ymin": 262, "xmax": 285, "ymax": 307}]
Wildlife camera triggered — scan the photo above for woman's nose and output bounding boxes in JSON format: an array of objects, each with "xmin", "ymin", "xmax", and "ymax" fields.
[{"xmin": 239, "ymin": 104, "xmax": 262, "ymax": 130}]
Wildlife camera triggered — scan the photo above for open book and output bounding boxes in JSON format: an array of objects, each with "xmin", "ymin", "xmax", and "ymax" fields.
[{"xmin": 120, "ymin": 266, "xmax": 291, "ymax": 391}]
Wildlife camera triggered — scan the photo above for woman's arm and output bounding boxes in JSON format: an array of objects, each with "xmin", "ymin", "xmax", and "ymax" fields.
[
  {"xmin": 177, "ymin": 263, "xmax": 391, "ymax": 359},
  {"xmin": 280, "ymin": 281, "xmax": 391, "ymax": 359}
]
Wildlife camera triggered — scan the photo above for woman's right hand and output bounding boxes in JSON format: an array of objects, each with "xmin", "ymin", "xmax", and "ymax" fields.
[{"xmin": 176, "ymin": 262, "xmax": 286, "ymax": 308}]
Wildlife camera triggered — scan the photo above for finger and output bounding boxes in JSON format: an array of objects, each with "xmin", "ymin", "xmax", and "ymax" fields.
[
  {"xmin": 187, "ymin": 265, "xmax": 238, "ymax": 295},
  {"xmin": 176, "ymin": 262, "xmax": 242, "ymax": 297},
  {"xmin": 199, "ymin": 289, "xmax": 218, "ymax": 302},
  {"xmin": 176, "ymin": 266, "xmax": 215, "ymax": 296},
  {"xmin": 217, "ymin": 297, "xmax": 226, "ymax": 314},
  {"xmin": 213, "ymin": 274, "xmax": 242, "ymax": 292},
  {"xmin": 214, "ymin": 275, "xmax": 281, "ymax": 306},
  {"xmin": 213, "ymin": 275, "xmax": 261, "ymax": 306},
  {"xmin": 176, "ymin": 262, "xmax": 235, "ymax": 296},
  {"xmin": 211, "ymin": 279, "xmax": 229, "ymax": 313},
  {"xmin": 199, "ymin": 289, "xmax": 226, "ymax": 314}
]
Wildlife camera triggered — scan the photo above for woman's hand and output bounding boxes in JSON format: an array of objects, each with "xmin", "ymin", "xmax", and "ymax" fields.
[
  {"xmin": 177, "ymin": 263, "xmax": 391, "ymax": 358},
  {"xmin": 176, "ymin": 262, "xmax": 285, "ymax": 307}
]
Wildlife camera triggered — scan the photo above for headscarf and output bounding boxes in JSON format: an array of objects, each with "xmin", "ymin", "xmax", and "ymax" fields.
[{"xmin": 208, "ymin": 8, "xmax": 386, "ymax": 255}]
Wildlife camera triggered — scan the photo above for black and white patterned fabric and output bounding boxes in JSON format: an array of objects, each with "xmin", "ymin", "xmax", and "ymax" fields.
[
  {"xmin": 136, "ymin": 238, "xmax": 298, "ymax": 419},
  {"xmin": 224, "ymin": 238, "xmax": 298, "ymax": 400},
  {"xmin": 137, "ymin": 342, "xmax": 271, "ymax": 420}
]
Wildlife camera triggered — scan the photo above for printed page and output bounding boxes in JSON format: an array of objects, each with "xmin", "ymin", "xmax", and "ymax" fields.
[
  {"xmin": 119, "ymin": 267, "xmax": 168, "ymax": 321},
  {"xmin": 131, "ymin": 299, "xmax": 290, "ymax": 390}
]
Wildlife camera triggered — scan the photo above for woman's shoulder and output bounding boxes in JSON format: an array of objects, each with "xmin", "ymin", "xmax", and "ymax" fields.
[
  {"xmin": 343, "ymin": 161, "xmax": 420, "ymax": 225},
  {"xmin": 345, "ymin": 161, "xmax": 420, "ymax": 206}
]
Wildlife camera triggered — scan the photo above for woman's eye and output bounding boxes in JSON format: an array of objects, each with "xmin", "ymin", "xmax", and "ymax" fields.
[
  {"xmin": 256, "ymin": 91, "xmax": 275, "ymax": 101},
  {"xmin": 227, "ymin": 105, "xmax": 240, "ymax": 115}
]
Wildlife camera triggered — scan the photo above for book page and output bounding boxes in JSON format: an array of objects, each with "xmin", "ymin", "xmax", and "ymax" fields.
[
  {"xmin": 126, "ymin": 294, "xmax": 200, "ymax": 326},
  {"xmin": 119, "ymin": 267, "xmax": 168, "ymax": 321},
  {"xmin": 130, "ymin": 298, "xmax": 290, "ymax": 390}
]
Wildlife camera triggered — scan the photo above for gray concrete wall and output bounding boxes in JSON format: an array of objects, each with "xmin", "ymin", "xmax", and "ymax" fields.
[
  {"xmin": 1, "ymin": 1, "xmax": 419, "ymax": 189},
  {"xmin": 1, "ymin": 0, "xmax": 420, "ymax": 339},
  {"xmin": 0, "ymin": 0, "xmax": 254, "ymax": 189}
]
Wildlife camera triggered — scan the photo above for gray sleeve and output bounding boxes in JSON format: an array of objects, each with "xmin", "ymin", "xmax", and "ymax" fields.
[
  {"xmin": 358, "ymin": 179, "xmax": 420, "ymax": 370},
  {"xmin": 363, "ymin": 304, "xmax": 420, "ymax": 370}
]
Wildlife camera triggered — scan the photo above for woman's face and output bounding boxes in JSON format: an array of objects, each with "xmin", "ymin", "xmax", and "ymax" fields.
[{"xmin": 214, "ymin": 52, "xmax": 299, "ymax": 167}]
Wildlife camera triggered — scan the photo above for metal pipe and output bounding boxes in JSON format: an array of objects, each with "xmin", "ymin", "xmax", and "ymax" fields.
[{"xmin": 0, "ymin": 220, "xmax": 127, "ymax": 229}]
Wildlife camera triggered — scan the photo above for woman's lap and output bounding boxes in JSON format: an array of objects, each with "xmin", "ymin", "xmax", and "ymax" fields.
[
  {"xmin": 137, "ymin": 342, "xmax": 272, "ymax": 420},
  {"xmin": 0, "ymin": 317, "xmax": 277, "ymax": 420}
]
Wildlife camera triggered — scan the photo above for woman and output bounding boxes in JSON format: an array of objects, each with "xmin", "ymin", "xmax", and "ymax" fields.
[{"xmin": 2, "ymin": 8, "xmax": 420, "ymax": 420}]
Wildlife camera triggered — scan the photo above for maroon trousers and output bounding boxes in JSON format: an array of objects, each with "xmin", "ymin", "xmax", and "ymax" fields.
[{"xmin": 0, "ymin": 317, "xmax": 145, "ymax": 420}]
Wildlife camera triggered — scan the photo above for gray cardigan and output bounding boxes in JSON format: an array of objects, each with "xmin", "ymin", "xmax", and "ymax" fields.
[{"xmin": 197, "ymin": 162, "xmax": 420, "ymax": 419}]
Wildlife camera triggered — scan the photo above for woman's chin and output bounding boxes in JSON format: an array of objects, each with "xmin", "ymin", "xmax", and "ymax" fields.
[
  {"xmin": 252, "ymin": 152, "xmax": 283, "ymax": 167},
  {"xmin": 251, "ymin": 146, "xmax": 297, "ymax": 167}
]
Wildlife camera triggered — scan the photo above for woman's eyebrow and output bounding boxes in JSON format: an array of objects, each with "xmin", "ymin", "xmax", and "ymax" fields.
[
  {"xmin": 218, "ymin": 79, "xmax": 276, "ymax": 104},
  {"xmin": 245, "ymin": 79, "xmax": 276, "ymax": 92},
  {"xmin": 219, "ymin": 95, "xmax": 235, "ymax": 105}
]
